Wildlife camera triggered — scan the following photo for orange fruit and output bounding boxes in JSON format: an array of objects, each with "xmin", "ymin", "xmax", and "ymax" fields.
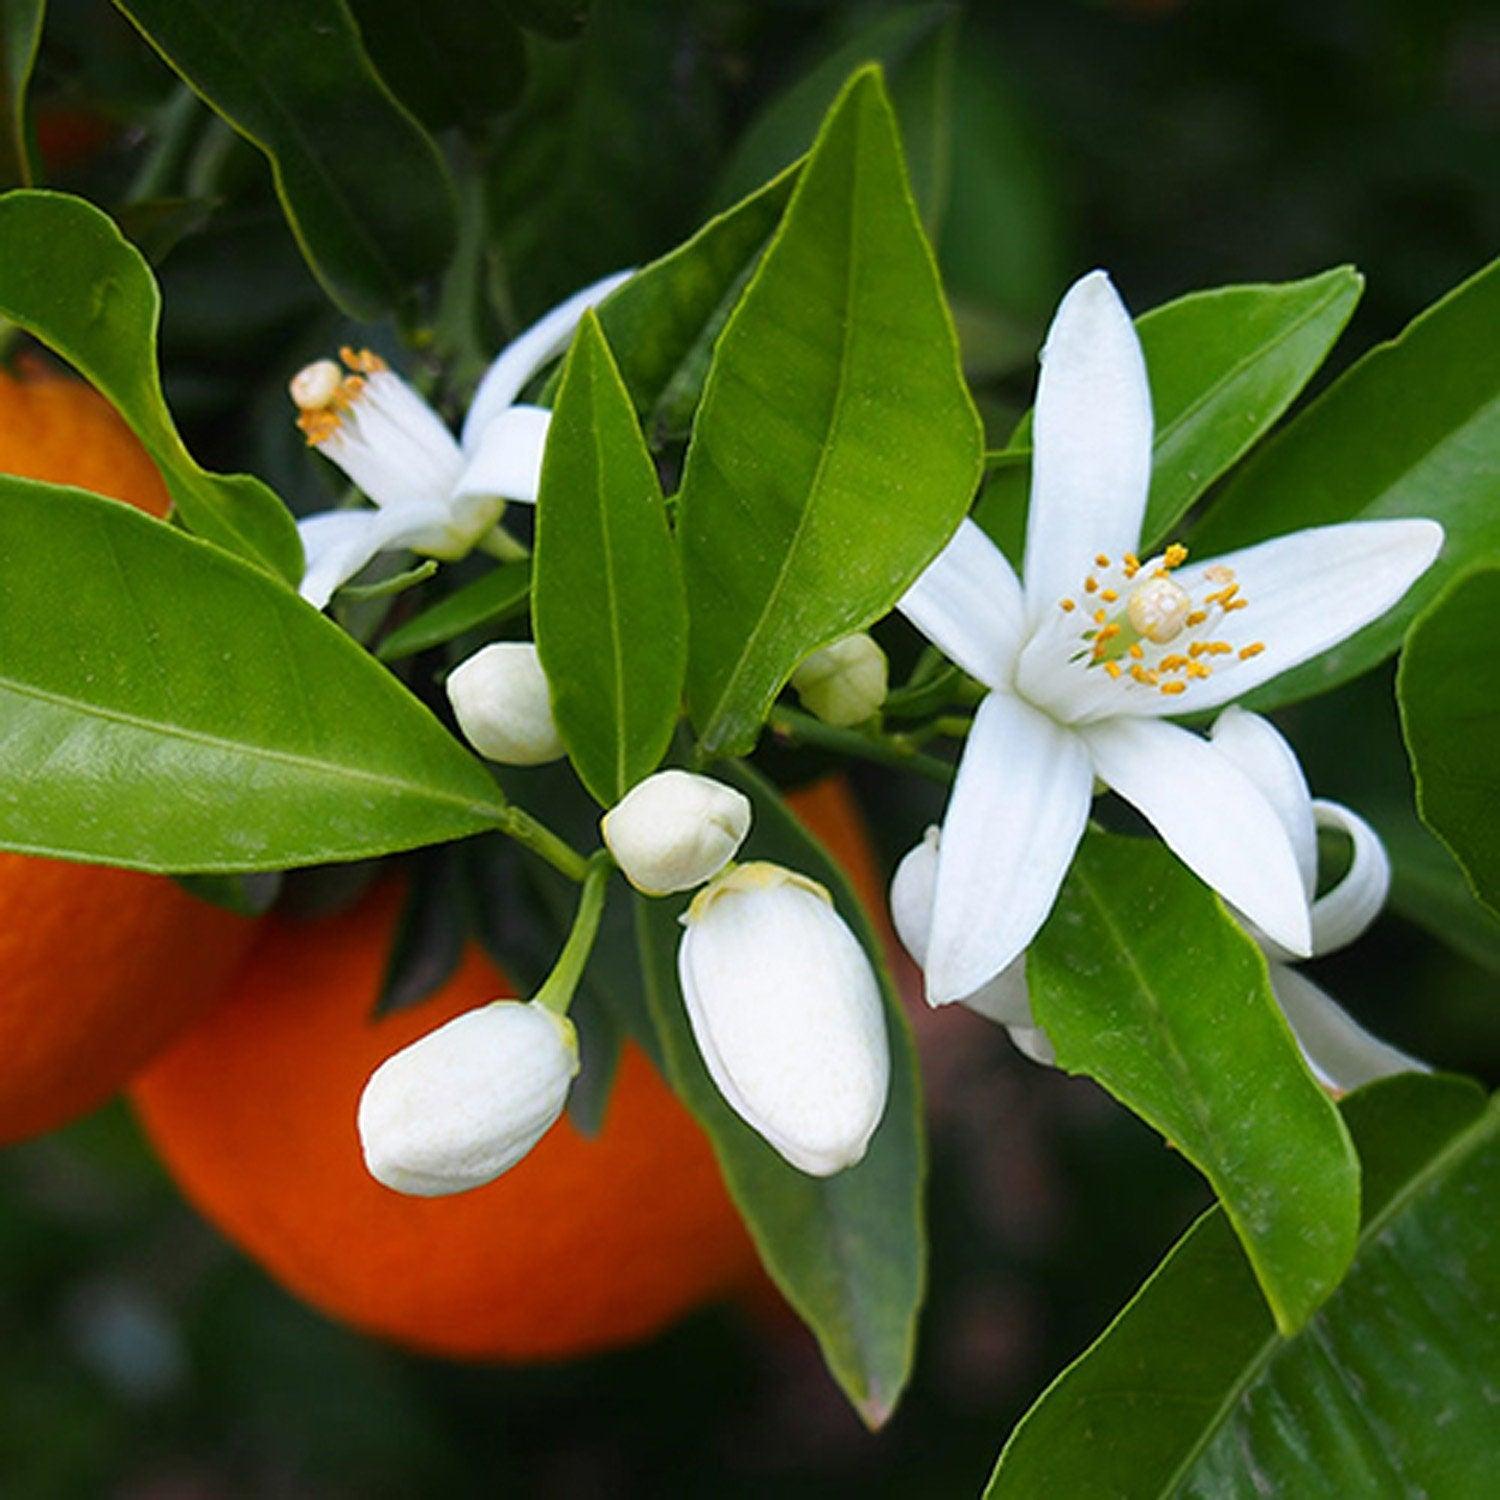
[
  {"xmin": 131, "ymin": 780, "xmax": 884, "ymax": 1361},
  {"xmin": 0, "ymin": 363, "xmax": 258, "ymax": 1143}
]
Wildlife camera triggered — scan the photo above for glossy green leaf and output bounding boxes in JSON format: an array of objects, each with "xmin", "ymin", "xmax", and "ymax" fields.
[
  {"xmin": 347, "ymin": 0, "xmax": 525, "ymax": 135},
  {"xmin": 1399, "ymin": 565, "xmax": 1500, "ymax": 915},
  {"xmin": 113, "ymin": 0, "xmax": 458, "ymax": 319},
  {"xmin": 0, "ymin": 478, "xmax": 508, "ymax": 872},
  {"xmin": 0, "ymin": 191, "xmax": 303, "ymax": 582},
  {"xmin": 679, "ymin": 67, "xmax": 982, "ymax": 755},
  {"xmin": 987, "ymin": 1074, "xmax": 1498, "ymax": 1498},
  {"xmin": 376, "ymin": 560, "xmax": 533, "ymax": 663},
  {"xmin": 0, "ymin": 0, "xmax": 43, "ymax": 187},
  {"xmin": 975, "ymin": 268, "xmax": 1364, "ymax": 564},
  {"xmin": 1029, "ymin": 833, "xmax": 1360, "ymax": 1333},
  {"xmin": 588, "ymin": 164, "xmax": 798, "ymax": 442},
  {"xmin": 534, "ymin": 314, "xmax": 686, "ymax": 805},
  {"xmin": 1193, "ymin": 257, "xmax": 1500, "ymax": 709},
  {"xmin": 633, "ymin": 760, "xmax": 924, "ymax": 1427},
  {"xmin": 499, "ymin": 0, "xmax": 586, "ymax": 38}
]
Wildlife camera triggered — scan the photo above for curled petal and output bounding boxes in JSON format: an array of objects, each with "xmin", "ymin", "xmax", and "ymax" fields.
[
  {"xmin": 453, "ymin": 404, "xmax": 552, "ymax": 512},
  {"xmin": 897, "ymin": 519, "xmax": 1025, "ymax": 690},
  {"xmin": 1082, "ymin": 716, "xmax": 1313, "ymax": 958},
  {"xmin": 1309, "ymin": 798, "xmax": 1391, "ymax": 955},
  {"xmin": 1023, "ymin": 270, "xmax": 1153, "ymax": 629},
  {"xmin": 927, "ymin": 692, "xmax": 1093, "ymax": 1005},
  {"xmin": 461, "ymin": 270, "xmax": 634, "ymax": 448},
  {"xmin": 296, "ymin": 504, "xmax": 450, "ymax": 610},
  {"xmin": 1269, "ymin": 963, "xmax": 1426, "ymax": 1094}
]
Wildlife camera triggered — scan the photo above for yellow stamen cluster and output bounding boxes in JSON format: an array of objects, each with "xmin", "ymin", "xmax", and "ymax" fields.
[
  {"xmin": 290, "ymin": 347, "xmax": 389, "ymax": 445},
  {"xmin": 1052, "ymin": 541, "xmax": 1263, "ymax": 699}
]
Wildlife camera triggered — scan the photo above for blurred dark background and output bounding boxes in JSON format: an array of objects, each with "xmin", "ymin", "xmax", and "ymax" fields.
[{"xmin": 2, "ymin": 0, "xmax": 1496, "ymax": 1493}]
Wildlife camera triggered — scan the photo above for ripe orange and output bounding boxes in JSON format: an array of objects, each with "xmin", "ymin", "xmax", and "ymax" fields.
[
  {"xmin": 130, "ymin": 780, "xmax": 885, "ymax": 1361},
  {"xmin": 0, "ymin": 362, "xmax": 258, "ymax": 1143}
]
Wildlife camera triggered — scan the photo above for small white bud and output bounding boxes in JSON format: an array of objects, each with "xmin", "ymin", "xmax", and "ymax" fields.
[
  {"xmin": 601, "ymin": 770, "xmax": 752, "ymax": 896},
  {"xmin": 447, "ymin": 642, "xmax": 565, "ymax": 765},
  {"xmin": 890, "ymin": 829, "xmax": 1035, "ymax": 1026},
  {"xmin": 677, "ymin": 862, "xmax": 889, "ymax": 1176},
  {"xmin": 790, "ymin": 634, "xmax": 888, "ymax": 727},
  {"xmin": 358, "ymin": 1001, "xmax": 579, "ymax": 1197}
]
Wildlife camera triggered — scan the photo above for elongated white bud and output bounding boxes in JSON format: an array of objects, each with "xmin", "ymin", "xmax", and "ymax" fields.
[
  {"xmin": 677, "ymin": 863, "xmax": 889, "ymax": 1176},
  {"xmin": 447, "ymin": 642, "xmax": 565, "ymax": 765},
  {"xmin": 602, "ymin": 770, "xmax": 752, "ymax": 896},
  {"xmin": 890, "ymin": 829, "xmax": 1034, "ymax": 1025},
  {"xmin": 791, "ymin": 634, "xmax": 888, "ymax": 727},
  {"xmin": 358, "ymin": 1001, "xmax": 579, "ymax": 1197}
]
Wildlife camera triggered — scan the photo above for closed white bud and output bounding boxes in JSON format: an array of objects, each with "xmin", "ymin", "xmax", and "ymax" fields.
[
  {"xmin": 677, "ymin": 862, "xmax": 889, "ymax": 1176},
  {"xmin": 791, "ymin": 633, "xmax": 888, "ymax": 727},
  {"xmin": 357, "ymin": 1000, "xmax": 579, "ymax": 1197},
  {"xmin": 447, "ymin": 642, "xmax": 565, "ymax": 765},
  {"xmin": 890, "ymin": 829, "xmax": 1035, "ymax": 1025},
  {"xmin": 601, "ymin": 770, "xmax": 752, "ymax": 896}
]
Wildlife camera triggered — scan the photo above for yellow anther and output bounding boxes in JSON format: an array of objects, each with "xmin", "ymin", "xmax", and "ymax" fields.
[
  {"xmin": 1186, "ymin": 610, "xmax": 1208, "ymax": 628},
  {"xmin": 1100, "ymin": 588, "xmax": 1119, "ymax": 603},
  {"xmin": 1105, "ymin": 662, "xmax": 1123, "ymax": 679},
  {"xmin": 1084, "ymin": 576, "xmax": 1099, "ymax": 594},
  {"xmin": 1129, "ymin": 643, "xmax": 1144, "ymax": 661},
  {"xmin": 340, "ymin": 346, "xmax": 388, "ymax": 374},
  {"xmin": 1239, "ymin": 642, "xmax": 1266, "ymax": 660},
  {"xmin": 1095, "ymin": 553, "xmax": 1111, "ymax": 568},
  {"xmin": 1224, "ymin": 598, "xmax": 1249, "ymax": 613},
  {"xmin": 1059, "ymin": 598, "xmax": 1076, "ymax": 613},
  {"xmin": 1158, "ymin": 654, "xmax": 1188, "ymax": 671},
  {"xmin": 1123, "ymin": 553, "xmax": 1140, "ymax": 578},
  {"xmin": 1093, "ymin": 608, "xmax": 1107, "ymax": 624},
  {"xmin": 1187, "ymin": 661, "xmax": 1211, "ymax": 679},
  {"xmin": 1130, "ymin": 664, "xmax": 1159, "ymax": 686},
  {"xmin": 1159, "ymin": 680, "xmax": 1187, "ymax": 696},
  {"xmin": 1163, "ymin": 543, "xmax": 1189, "ymax": 569},
  {"xmin": 1209, "ymin": 641, "xmax": 1234, "ymax": 656}
]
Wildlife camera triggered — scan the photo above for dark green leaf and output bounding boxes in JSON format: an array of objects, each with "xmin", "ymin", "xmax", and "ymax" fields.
[
  {"xmin": 1399, "ymin": 565, "xmax": 1500, "ymax": 915},
  {"xmin": 0, "ymin": 479, "xmax": 508, "ymax": 872},
  {"xmin": 348, "ymin": 0, "xmax": 525, "ymax": 136},
  {"xmin": 976, "ymin": 268, "xmax": 1365, "ymax": 563},
  {"xmin": 1193, "ymin": 257, "xmax": 1500, "ymax": 709},
  {"xmin": 374, "ymin": 851, "xmax": 469, "ymax": 1016},
  {"xmin": 0, "ymin": 190, "xmax": 303, "ymax": 582},
  {"xmin": 0, "ymin": 0, "xmax": 44, "ymax": 187},
  {"xmin": 337, "ymin": 559, "xmax": 437, "ymax": 603},
  {"xmin": 588, "ymin": 164, "xmax": 798, "ymax": 442},
  {"xmin": 679, "ymin": 67, "xmax": 982, "ymax": 755},
  {"xmin": 175, "ymin": 870, "xmax": 283, "ymax": 916},
  {"xmin": 986, "ymin": 1075, "xmax": 1498, "ymax": 1498},
  {"xmin": 634, "ymin": 760, "xmax": 925, "ymax": 1428},
  {"xmin": 499, "ymin": 0, "xmax": 586, "ymax": 38},
  {"xmin": 1029, "ymin": 832, "xmax": 1360, "ymax": 1333},
  {"xmin": 376, "ymin": 560, "xmax": 533, "ymax": 663},
  {"xmin": 113, "ymin": 0, "xmax": 458, "ymax": 319},
  {"xmin": 534, "ymin": 314, "xmax": 686, "ymax": 804}
]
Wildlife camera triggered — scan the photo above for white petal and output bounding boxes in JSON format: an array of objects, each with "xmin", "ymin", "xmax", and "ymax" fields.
[
  {"xmin": 890, "ymin": 829, "xmax": 1039, "ymax": 1024},
  {"xmin": 1006, "ymin": 1024, "xmax": 1057, "ymax": 1067},
  {"xmin": 296, "ymin": 505, "xmax": 449, "ymax": 610},
  {"xmin": 927, "ymin": 691, "xmax": 1093, "ymax": 1004},
  {"xmin": 1023, "ymin": 270, "xmax": 1153, "ymax": 627},
  {"xmin": 678, "ymin": 866, "xmax": 889, "ymax": 1176},
  {"xmin": 1128, "ymin": 519, "xmax": 1444, "ymax": 717},
  {"xmin": 460, "ymin": 269, "xmax": 635, "ymax": 448},
  {"xmin": 1269, "ymin": 963, "xmax": 1426, "ymax": 1094},
  {"xmin": 453, "ymin": 404, "xmax": 552, "ymax": 513},
  {"xmin": 1082, "ymin": 716, "xmax": 1313, "ymax": 957},
  {"xmin": 602, "ymin": 770, "xmax": 751, "ymax": 896},
  {"xmin": 357, "ymin": 1001, "xmax": 578, "ymax": 1197},
  {"xmin": 1309, "ymin": 798, "xmax": 1391, "ymax": 955},
  {"xmin": 1209, "ymin": 707, "xmax": 1317, "ymax": 899},
  {"xmin": 897, "ymin": 518, "xmax": 1025, "ymax": 690}
]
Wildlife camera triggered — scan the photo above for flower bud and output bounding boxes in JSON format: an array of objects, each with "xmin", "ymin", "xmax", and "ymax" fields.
[
  {"xmin": 601, "ymin": 770, "xmax": 752, "ymax": 896},
  {"xmin": 677, "ymin": 863, "xmax": 889, "ymax": 1176},
  {"xmin": 358, "ymin": 1001, "xmax": 579, "ymax": 1197},
  {"xmin": 447, "ymin": 642, "xmax": 565, "ymax": 765},
  {"xmin": 890, "ymin": 829, "xmax": 1033, "ymax": 1025},
  {"xmin": 790, "ymin": 634, "xmax": 888, "ymax": 727}
]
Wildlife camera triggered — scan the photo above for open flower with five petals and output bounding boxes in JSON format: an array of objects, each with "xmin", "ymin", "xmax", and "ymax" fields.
[
  {"xmin": 898, "ymin": 269, "xmax": 1443, "ymax": 1006},
  {"xmin": 290, "ymin": 271, "xmax": 630, "ymax": 608}
]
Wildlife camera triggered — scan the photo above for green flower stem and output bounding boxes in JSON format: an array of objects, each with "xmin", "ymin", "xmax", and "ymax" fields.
[
  {"xmin": 768, "ymin": 706, "xmax": 955, "ymax": 785},
  {"xmin": 532, "ymin": 851, "xmax": 614, "ymax": 1016},
  {"xmin": 500, "ymin": 805, "xmax": 593, "ymax": 883}
]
